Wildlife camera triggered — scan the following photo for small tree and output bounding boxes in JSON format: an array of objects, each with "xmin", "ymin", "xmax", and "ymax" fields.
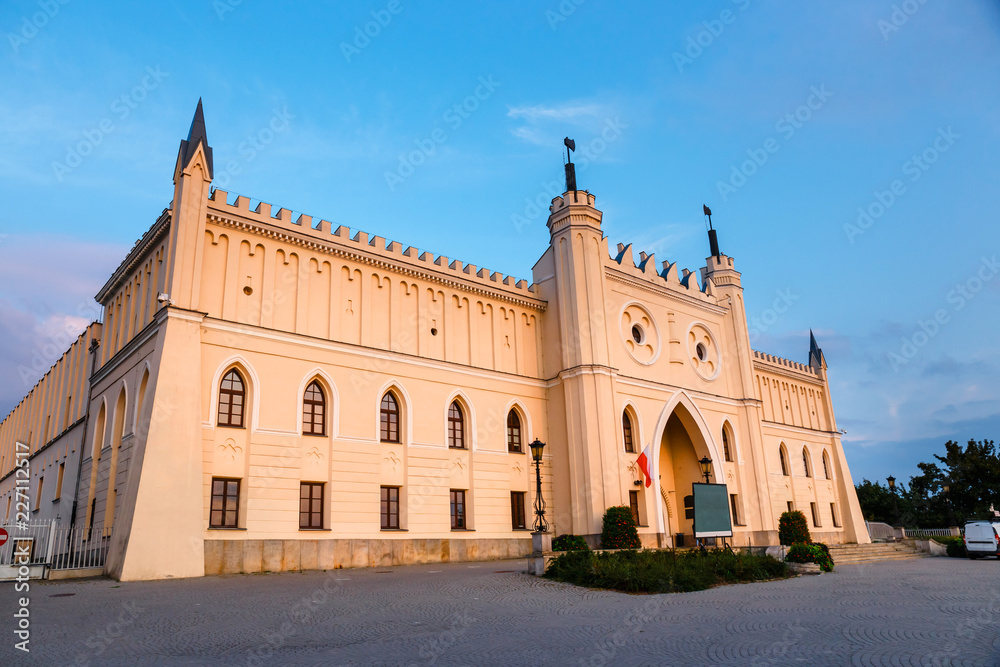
[
  {"xmin": 600, "ymin": 506, "xmax": 642, "ymax": 550},
  {"xmin": 778, "ymin": 510, "xmax": 811, "ymax": 546}
]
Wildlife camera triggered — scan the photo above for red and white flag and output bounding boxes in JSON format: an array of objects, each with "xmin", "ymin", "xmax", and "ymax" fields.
[{"xmin": 635, "ymin": 442, "xmax": 653, "ymax": 488}]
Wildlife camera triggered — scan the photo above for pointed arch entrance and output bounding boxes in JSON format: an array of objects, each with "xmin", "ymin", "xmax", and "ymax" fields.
[{"xmin": 650, "ymin": 392, "xmax": 723, "ymax": 543}]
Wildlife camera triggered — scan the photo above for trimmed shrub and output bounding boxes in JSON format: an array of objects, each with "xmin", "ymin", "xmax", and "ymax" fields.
[
  {"xmin": 552, "ymin": 534, "xmax": 590, "ymax": 552},
  {"xmin": 599, "ymin": 506, "xmax": 642, "ymax": 550},
  {"xmin": 786, "ymin": 543, "xmax": 834, "ymax": 572},
  {"xmin": 544, "ymin": 548, "xmax": 790, "ymax": 593},
  {"xmin": 933, "ymin": 536, "xmax": 966, "ymax": 558},
  {"xmin": 778, "ymin": 511, "xmax": 812, "ymax": 546}
]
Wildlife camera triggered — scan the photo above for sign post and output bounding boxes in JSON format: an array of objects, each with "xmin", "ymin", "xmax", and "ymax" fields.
[{"xmin": 692, "ymin": 482, "xmax": 733, "ymax": 546}]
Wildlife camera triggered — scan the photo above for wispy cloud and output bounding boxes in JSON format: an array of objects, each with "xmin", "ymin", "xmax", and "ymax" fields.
[
  {"xmin": 0, "ymin": 234, "xmax": 127, "ymax": 417},
  {"xmin": 507, "ymin": 104, "xmax": 606, "ymax": 122},
  {"xmin": 506, "ymin": 100, "xmax": 621, "ymax": 146}
]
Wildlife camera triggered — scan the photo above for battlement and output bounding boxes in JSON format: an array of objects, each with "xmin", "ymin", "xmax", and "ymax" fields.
[
  {"xmin": 752, "ymin": 349, "xmax": 819, "ymax": 377},
  {"xmin": 605, "ymin": 241, "xmax": 717, "ymax": 302},
  {"xmin": 205, "ymin": 189, "xmax": 542, "ymax": 307}
]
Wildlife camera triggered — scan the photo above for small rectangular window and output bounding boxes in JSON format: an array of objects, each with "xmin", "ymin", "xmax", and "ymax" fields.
[
  {"xmin": 299, "ymin": 482, "xmax": 324, "ymax": 529},
  {"xmin": 810, "ymin": 502, "xmax": 821, "ymax": 527},
  {"xmin": 54, "ymin": 463, "xmax": 65, "ymax": 501},
  {"xmin": 786, "ymin": 501, "xmax": 794, "ymax": 513},
  {"xmin": 381, "ymin": 486, "xmax": 400, "ymax": 529},
  {"xmin": 831, "ymin": 503, "xmax": 841, "ymax": 528},
  {"xmin": 35, "ymin": 477, "xmax": 44, "ymax": 511},
  {"xmin": 210, "ymin": 477, "xmax": 240, "ymax": 528},
  {"xmin": 629, "ymin": 490, "xmax": 641, "ymax": 526},
  {"xmin": 450, "ymin": 489, "xmax": 466, "ymax": 529},
  {"xmin": 510, "ymin": 491, "xmax": 526, "ymax": 530},
  {"xmin": 730, "ymin": 493, "xmax": 745, "ymax": 526}
]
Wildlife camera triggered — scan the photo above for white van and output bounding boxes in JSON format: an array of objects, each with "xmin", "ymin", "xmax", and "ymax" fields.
[{"xmin": 964, "ymin": 521, "xmax": 1000, "ymax": 559}]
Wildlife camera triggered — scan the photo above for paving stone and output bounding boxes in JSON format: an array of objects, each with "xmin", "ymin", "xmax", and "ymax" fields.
[{"xmin": 13, "ymin": 557, "xmax": 1000, "ymax": 665}]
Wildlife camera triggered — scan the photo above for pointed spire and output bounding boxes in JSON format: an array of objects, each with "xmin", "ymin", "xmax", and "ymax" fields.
[
  {"xmin": 175, "ymin": 98, "xmax": 214, "ymax": 180},
  {"xmin": 809, "ymin": 329, "xmax": 827, "ymax": 370},
  {"xmin": 188, "ymin": 98, "xmax": 208, "ymax": 145}
]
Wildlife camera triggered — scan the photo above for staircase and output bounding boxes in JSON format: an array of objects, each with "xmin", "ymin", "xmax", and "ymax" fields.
[{"xmin": 826, "ymin": 541, "xmax": 928, "ymax": 565}]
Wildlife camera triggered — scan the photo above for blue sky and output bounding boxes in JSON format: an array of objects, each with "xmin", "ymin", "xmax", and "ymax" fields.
[{"xmin": 1, "ymin": 1, "xmax": 998, "ymax": 486}]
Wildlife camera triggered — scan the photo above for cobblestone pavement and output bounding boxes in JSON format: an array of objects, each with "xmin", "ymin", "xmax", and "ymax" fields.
[{"xmin": 3, "ymin": 556, "xmax": 1000, "ymax": 665}]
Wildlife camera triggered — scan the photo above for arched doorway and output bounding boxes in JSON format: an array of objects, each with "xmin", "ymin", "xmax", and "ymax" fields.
[{"xmin": 652, "ymin": 394, "xmax": 722, "ymax": 545}]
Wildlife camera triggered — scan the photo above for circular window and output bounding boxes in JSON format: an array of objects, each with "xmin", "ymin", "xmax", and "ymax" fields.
[
  {"xmin": 620, "ymin": 303, "xmax": 660, "ymax": 365},
  {"xmin": 687, "ymin": 323, "xmax": 721, "ymax": 381}
]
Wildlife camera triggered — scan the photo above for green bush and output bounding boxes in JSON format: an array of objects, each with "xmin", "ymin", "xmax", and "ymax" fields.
[
  {"xmin": 544, "ymin": 548, "xmax": 790, "ymax": 593},
  {"xmin": 778, "ymin": 511, "xmax": 812, "ymax": 546},
  {"xmin": 933, "ymin": 536, "xmax": 966, "ymax": 558},
  {"xmin": 551, "ymin": 534, "xmax": 590, "ymax": 551},
  {"xmin": 785, "ymin": 543, "xmax": 834, "ymax": 572},
  {"xmin": 599, "ymin": 506, "xmax": 642, "ymax": 550}
]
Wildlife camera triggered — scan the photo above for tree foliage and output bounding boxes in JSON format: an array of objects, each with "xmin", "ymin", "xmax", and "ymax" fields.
[
  {"xmin": 778, "ymin": 510, "xmax": 811, "ymax": 545},
  {"xmin": 599, "ymin": 505, "xmax": 642, "ymax": 550},
  {"xmin": 856, "ymin": 439, "xmax": 1000, "ymax": 528}
]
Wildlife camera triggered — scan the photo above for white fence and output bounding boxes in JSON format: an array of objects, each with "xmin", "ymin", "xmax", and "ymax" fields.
[
  {"xmin": 1, "ymin": 521, "xmax": 111, "ymax": 578},
  {"xmin": 865, "ymin": 521, "xmax": 900, "ymax": 541},
  {"xmin": 901, "ymin": 527, "xmax": 958, "ymax": 538},
  {"xmin": 865, "ymin": 521, "xmax": 960, "ymax": 542}
]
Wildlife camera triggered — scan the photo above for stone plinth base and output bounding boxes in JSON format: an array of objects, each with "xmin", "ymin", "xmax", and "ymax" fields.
[
  {"xmin": 204, "ymin": 537, "xmax": 533, "ymax": 576},
  {"xmin": 788, "ymin": 562, "xmax": 823, "ymax": 575}
]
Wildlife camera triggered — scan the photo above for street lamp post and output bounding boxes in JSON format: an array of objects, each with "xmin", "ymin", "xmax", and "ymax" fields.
[
  {"xmin": 887, "ymin": 475, "xmax": 899, "ymax": 526},
  {"xmin": 699, "ymin": 457, "xmax": 713, "ymax": 484},
  {"xmin": 529, "ymin": 439, "xmax": 548, "ymax": 533}
]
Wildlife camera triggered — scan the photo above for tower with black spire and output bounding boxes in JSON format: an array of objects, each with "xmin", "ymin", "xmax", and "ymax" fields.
[
  {"xmin": 165, "ymin": 99, "xmax": 214, "ymax": 311},
  {"xmin": 809, "ymin": 330, "xmax": 828, "ymax": 377}
]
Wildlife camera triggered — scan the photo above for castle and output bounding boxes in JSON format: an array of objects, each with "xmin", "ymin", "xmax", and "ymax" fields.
[{"xmin": 0, "ymin": 101, "xmax": 868, "ymax": 580}]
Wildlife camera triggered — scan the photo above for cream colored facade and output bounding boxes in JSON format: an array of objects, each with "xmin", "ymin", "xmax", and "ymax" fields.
[{"xmin": 0, "ymin": 103, "xmax": 868, "ymax": 581}]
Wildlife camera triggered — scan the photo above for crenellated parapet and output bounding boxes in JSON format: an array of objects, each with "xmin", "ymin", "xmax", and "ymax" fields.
[
  {"xmin": 752, "ymin": 349, "xmax": 820, "ymax": 379},
  {"xmin": 604, "ymin": 240, "xmax": 718, "ymax": 303},
  {"xmin": 206, "ymin": 189, "xmax": 544, "ymax": 311}
]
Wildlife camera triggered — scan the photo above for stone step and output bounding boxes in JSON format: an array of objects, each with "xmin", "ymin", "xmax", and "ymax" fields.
[
  {"xmin": 834, "ymin": 553, "xmax": 927, "ymax": 564},
  {"xmin": 823, "ymin": 541, "xmax": 928, "ymax": 565}
]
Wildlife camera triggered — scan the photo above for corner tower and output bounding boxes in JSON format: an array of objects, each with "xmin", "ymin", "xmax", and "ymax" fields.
[
  {"xmin": 166, "ymin": 99, "xmax": 214, "ymax": 311},
  {"xmin": 535, "ymin": 155, "xmax": 622, "ymax": 539}
]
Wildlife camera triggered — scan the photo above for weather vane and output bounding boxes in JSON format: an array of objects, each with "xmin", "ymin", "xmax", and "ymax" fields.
[
  {"xmin": 703, "ymin": 204, "xmax": 721, "ymax": 258},
  {"xmin": 564, "ymin": 137, "xmax": 577, "ymax": 192}
]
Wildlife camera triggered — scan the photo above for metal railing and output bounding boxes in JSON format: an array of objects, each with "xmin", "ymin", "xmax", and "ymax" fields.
[
  {"xmin": 1, "ymin": 520, "xmax": 111, "ymax": 575},
  {"xmin": 901, "ymin": 527, "xmax": 958, "ymax": 538},
  {"xmin": 865, "ymin": 521, "xmax": 960, "ymax": 541}
]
